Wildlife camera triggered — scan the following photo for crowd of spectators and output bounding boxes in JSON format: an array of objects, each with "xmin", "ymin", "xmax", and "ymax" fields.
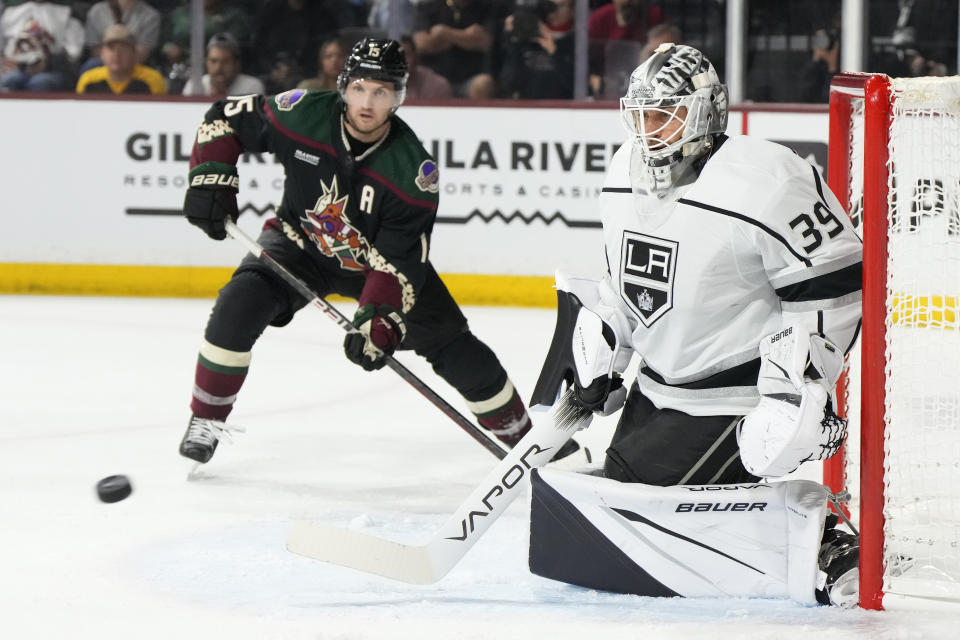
[{"xmin": 0, "ymin": 0, "xmax": 956, "ymax": 101}]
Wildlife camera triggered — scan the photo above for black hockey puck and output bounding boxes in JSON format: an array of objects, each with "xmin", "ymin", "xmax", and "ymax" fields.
[{"xmin": 96, "ymin": 475, "xmax": 133, "ymax": 503}]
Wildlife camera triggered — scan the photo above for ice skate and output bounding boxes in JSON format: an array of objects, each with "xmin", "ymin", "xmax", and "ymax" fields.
[
  {"xmin": 178, "ymin": 415, "xmax": 245, "ymax": 464},
  {"xmin": 816, "ymin": 513, "xmax": 860, "ymax": 607}
]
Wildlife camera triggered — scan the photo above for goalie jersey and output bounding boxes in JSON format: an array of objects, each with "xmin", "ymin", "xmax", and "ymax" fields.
[{"xmin": 598, "ymin": 135, "xmax": 862, "ymax": 416}]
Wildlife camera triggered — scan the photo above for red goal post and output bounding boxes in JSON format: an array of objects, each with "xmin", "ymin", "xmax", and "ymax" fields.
[{"xmin": 825, "ymin": 72, "xmax": 960, "ymax": 611}]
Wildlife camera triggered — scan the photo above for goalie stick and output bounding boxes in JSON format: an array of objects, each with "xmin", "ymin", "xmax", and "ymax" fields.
[
  {"xmin": 224, "ymin": 219, "xmax": 506, "ymax": 460},
  {"xmin": 286, "ymin": 390, "xmax": 591, "ymax": 584}
]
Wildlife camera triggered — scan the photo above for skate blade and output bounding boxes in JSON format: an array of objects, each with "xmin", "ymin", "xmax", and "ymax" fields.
[{"xmin": 186, "ymin": 461, "xmax": 205, "ymax": 481}]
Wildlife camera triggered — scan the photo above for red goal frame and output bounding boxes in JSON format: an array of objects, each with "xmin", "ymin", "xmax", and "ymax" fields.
[{"xmin": 824, "ymin": 72, "xmax": 892, "ymax": 611}]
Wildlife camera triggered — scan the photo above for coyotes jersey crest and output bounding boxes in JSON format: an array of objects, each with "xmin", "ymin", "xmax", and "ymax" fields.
[{"xmin": 301, "ymin": 176, "xmax": 369, "ymax": 271}]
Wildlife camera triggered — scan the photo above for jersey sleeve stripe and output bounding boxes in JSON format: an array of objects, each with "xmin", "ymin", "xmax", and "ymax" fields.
[
  {"xmin": 641, "ymin": 357, "xmax": 761, "ymax": 390},
  {"xmin": 358, "ymin": 167, "xmax": 438, "ymax": 211},
  {"xmin": 810, "ymin": 163, "xmax": 831, "ymax": 206},
  {"xmin": 774, "ymin": 261, "xmax": 863, "ymax": 302},
  {"xmin": 768, "ymin": 251, "xmax": 862, "ymax": 289},
  {"xmin": 780, "ymin": 290, "xmax": 861, "ymax": 313},
  {"xmin": 262, "ymin": 101, "xmax": 338, "ymax": 156},
  {"xmin": 190, "ymin": 135, "xmax": 242, "ymax": 169},
  {"xmin": 844, "ymin": 319, "xmax": 862, "ymax": 354},
  {"xmin": 678, "ymin": 197, "xmax": 813, "ymax": 267}
]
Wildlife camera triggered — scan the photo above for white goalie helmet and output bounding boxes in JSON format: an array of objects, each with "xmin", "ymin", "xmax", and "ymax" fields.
[{"xmin": 620, "ymin": 43, "xmax": 729, "ymax": 193}]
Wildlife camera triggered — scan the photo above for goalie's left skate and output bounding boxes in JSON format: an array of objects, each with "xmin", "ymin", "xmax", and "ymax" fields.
[{"xmin": 816, "ymin": 513, "xmax": 860, "ymax": 607}]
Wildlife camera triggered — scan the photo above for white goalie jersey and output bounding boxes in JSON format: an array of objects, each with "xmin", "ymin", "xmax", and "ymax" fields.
[{"xmin": 598, "ymin": 135, "xmax": 863, "ymax": 416}]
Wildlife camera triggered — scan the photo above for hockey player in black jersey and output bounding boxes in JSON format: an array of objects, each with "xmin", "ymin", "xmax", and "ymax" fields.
[
  {"xmin": 177, "ymin": 38, "xmax": 565, "ymax": 464},
  {"xmin": 528, "ymin": 44, "xmax": 861, "ymax": 607}
]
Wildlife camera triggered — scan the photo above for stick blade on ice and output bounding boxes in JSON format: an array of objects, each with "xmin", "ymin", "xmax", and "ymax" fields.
[
  {"xmin": 286, "ymin": 521, "xmax": 442, "ymax": 584},
  {"xmin": 286, "ymin": 390, "xmax": 586, "ymax": 584}
]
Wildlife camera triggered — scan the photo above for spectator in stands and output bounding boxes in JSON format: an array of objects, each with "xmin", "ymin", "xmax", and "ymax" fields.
[
  {"xmin": 1, "ymin": 0, "xmax": 84, "ymax": 92},
  {"xmin": 412, "ymin": 0, "xmax": 496, "ymax": 100},
  {"xmin": 182, "ymin": 31, "xmax": 263, "ymax": 99},
  {"xmin": 297, "ymin": 35, "xmax": 346, "ymax": 91},
  {"xmin": 798, "ymin": 20, "xmax": 840, "ymax": 103},
  {"xmin": 545, "ymin": 0, "xmax": 573, "ymax": 36},
  {"xmin": 869, "ymin": 0, "xmax": 956, "ymax": 78},
  {"xmin": 252, "ymin": 0, "xmax": 338, "ymax": 78},
  {"xmin": 327, "ymin": 0, "xmax": 370, "ymax": 27},
  {"xmin": 639, "ymin": 21, "xmax": 682, "ymax": 61},
  {"xmin": 588, "ymin": 0, "xmax": 662, "ymax": 41},
  {"xmin": 162, "ymin": 0, "xmax": 251, "ymax": 80},
  {"xmin": 498, "ymin": 0, "xmax": 575, "ymax": 100},
  {"xmin": 76, "ymin": 22, "xmax": 165, "ymax": 94},
  {"xmin": 401, "ymin": 33, "xmax": 451, "ymax": 99},
  {"xmin": 588, "ymin": 0, "xmax": 663, "ymax": 97},
  {"xmin": 367, "ymin": 0, "xmax": 416, "ymax": 40},
  {"xmin": 259, "ymin": 50, "xmax": 301, "ymax": 94},
  {"xmin": 83, "ymin": 0, "xmax": 161, "ymax": 69}
]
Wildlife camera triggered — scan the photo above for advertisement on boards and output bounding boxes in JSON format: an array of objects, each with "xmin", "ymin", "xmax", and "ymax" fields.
[{"xmin": 1, "ymin": 98, "xmax": 829, "ymax": 278}]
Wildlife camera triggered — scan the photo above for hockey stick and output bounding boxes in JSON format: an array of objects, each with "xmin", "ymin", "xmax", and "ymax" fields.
[
  {"xmin": 286, "ymin": 391, "xmax": 591, "ymax": 584},
  {"xmin": 224, "ymin": 219, "xmax": 507, "ymax": 460}
]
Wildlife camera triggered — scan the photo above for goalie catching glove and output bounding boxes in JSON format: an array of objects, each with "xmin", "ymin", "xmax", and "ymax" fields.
[{"xmin": 738, "ymin": 325, "xmax": 847, "ymax": 477}]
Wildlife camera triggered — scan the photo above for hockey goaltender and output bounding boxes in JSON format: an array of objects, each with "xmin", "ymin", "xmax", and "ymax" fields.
[{"xmin": 527, "ymin": 43, "xmax": 862, "ymax": 608}]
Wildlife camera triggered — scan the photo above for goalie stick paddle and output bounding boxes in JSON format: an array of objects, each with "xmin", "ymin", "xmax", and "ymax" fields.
[
  {"xmin": 286, "ymin": 390, "xmax": 591, "ymax": 584},
  {"xmin": 224, "ymin": 220, "xmax": 506, "ymax": 461}
]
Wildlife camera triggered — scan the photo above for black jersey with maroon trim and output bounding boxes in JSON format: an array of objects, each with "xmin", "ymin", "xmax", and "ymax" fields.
[{"xmin": 188, "ymin": 89, "xmax": 440, "ymax": 312}]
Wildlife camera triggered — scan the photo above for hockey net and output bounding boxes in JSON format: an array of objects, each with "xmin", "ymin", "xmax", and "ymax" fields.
[{"xmin": 825, "ymin": 73, "xmax": 960, "ymax": 610}]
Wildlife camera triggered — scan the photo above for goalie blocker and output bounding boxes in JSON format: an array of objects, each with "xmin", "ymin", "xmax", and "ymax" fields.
[
  {"xmin": 530, "ymin": 270, "xmax": 633, "ymax": 415},
  {"xmin": 528, "ymin": 468, "xmax": 841, "ymax": 604}
]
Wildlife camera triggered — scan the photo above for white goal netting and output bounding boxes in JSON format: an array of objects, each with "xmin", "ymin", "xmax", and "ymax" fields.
[{"xmin": 841, "ymin": 76, "xmax": 960, "ymax": 607}]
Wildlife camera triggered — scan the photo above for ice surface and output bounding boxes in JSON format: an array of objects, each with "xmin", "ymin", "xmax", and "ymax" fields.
[{"xmin": 1, "ymin": 295, "xmax": 955, "ymax": 639}]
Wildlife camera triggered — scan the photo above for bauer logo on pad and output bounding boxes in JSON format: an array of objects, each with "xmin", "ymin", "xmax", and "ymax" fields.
[{"xmin": 620, "ymin": 231, "xmax": 678, "ymax": 327}]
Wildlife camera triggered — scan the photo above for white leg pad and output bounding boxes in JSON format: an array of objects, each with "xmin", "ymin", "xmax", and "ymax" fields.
[{"xmin": 529, "ymin": 469, "xmax": 830, "ymax": 604}]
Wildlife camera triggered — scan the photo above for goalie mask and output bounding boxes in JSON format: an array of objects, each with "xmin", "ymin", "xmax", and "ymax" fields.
[
  {"xmin": 337, "ymin": 37, "xmax": 409, "ymax": 111},
  {"xmin": 620, "ymin": 43, "xmax": 728, "ymax": 194}
]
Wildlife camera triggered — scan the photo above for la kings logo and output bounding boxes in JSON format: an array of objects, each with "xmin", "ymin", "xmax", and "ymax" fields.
[{"xmin": 620, "ymin": 231, "xmax": 678, "ymax": 327}]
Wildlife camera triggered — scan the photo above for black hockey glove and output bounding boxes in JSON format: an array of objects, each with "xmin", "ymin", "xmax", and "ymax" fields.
[
  {"xmin": 573, "ymin": 374, "xmax": 626, "ymax": 416},
  {"xmin": 183, "ymin": 187, "xmax": 239, "ymax": 240},
  {"xmin": 343, "ymin": 304, "xmax": 406, "ymax": 371}
]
